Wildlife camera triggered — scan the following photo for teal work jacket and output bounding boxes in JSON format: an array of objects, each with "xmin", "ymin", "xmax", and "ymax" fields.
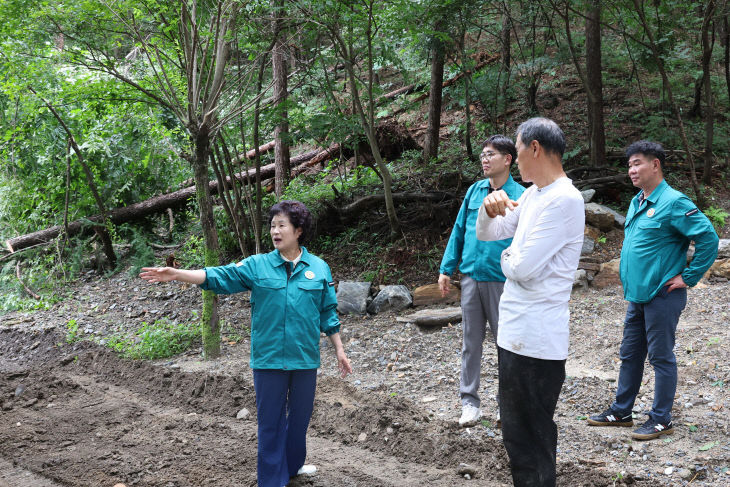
[
  {"xmin": 439, "ymin": 174, "xmax": 525, "ymax": 282},
  {"xmin": 200, "ymin": 247, "xmax": 340, "ymax": 370},
  {"xmin": 620, "ymin": 180, "xmax": 719, "ymax": 303}
]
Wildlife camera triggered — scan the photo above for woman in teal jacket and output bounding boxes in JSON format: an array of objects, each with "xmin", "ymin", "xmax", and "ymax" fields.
[{"xmin": 140, "ymin": 200, "xmax": 352, "ymax": 487}]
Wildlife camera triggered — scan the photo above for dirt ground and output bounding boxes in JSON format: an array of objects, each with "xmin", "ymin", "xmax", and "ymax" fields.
[{"xmin": 1, "ymin": 271, "xmax": 728, "ymax": 487}]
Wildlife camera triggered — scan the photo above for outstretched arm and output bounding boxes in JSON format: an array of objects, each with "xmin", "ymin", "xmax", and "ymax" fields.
[{"xmin": 139, "ymin": 267, "xmax": 206, "ymax": 285}]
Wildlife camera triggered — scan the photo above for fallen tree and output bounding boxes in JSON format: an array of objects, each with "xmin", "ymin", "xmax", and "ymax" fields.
[{"xmin": 4, "ymin": 146, "xmax": 336, "ymax": 253}]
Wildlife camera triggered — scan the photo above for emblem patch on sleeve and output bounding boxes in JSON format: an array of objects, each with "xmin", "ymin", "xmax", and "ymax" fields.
[
  {"xmin": 685, "ymin": 208, "xmax": 699, "ymax": 216},
  {"xmin": 235, "ymin": 261, "xmax": 244, "ymax": 267},
  {"xmin": 328, "ymin": 281, "xmax": 335, "ymax": 287}
]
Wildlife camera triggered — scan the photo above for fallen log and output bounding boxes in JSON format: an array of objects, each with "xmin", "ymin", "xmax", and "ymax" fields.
[
  {"xmin": 5, "ymin": 146, "xmax": 338, "ymax": 253},
  {"xmin": 337, "ymin": 192, "xmax": 452, "ymax": 217}
]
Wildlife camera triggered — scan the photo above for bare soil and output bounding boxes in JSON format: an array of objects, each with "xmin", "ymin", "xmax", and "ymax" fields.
[{"xmin": 1, "ymin": 270, "xmax": 728, "ymax": 487}]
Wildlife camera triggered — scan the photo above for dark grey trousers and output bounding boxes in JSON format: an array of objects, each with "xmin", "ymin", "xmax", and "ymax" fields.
[{"xmin": 459, "ymin": 276, "xmax": 503, "ymax": 408}]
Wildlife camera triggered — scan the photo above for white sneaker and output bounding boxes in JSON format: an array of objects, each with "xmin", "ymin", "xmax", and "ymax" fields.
[
  {"xmin": 458, "ymin": 404, "xmax": 481, "ymax": 426},
  {"xmin": 297, "ymin": 464, "xmax": 317, "ymax": 476}
]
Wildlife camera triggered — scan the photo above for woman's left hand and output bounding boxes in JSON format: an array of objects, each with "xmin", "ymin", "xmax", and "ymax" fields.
[{"xmin": 336, "ymin": 349, "xmax": 352, "ymax": 378}]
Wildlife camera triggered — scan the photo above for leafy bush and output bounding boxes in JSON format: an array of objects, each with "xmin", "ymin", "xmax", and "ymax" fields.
[
  {"xmin": 704, "ymin": 206, "xmax": 729, "ymax": 232},
  {"xmin": 105, "ymin": 318, "xmax": 200, "ymax": 360}
]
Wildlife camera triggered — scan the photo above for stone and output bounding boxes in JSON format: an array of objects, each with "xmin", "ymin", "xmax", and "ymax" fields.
[
  {"xmin": 367, "ymin": 285, "xmax": 412, "ymax": 314},
  {"xmin": 708, "ymin": 259, "xmax": 730, "ymax": 279},
  {"xmin": 412, "ymin": 283, "xmax": 460, "ymax": 306},
  {"xmin": 458, "ymin": 463, "xmax": 477, "ymax": 476},
  {"xmin": 396, "ymin": 307, "xmax": 462, "ymax": 327},
  {"xmin": 581, "ymin": 189, "xmax": 596, "ymax": 203},
  {"xmin": 585, "ymin": 203, "xmax": 617, "ymax": 231},
  {"xmin": 14, "ymin": 384, "xmax": 26, "ymax": 398},
  {"xmin": 336, "ymin": 281, "xmax": 372, "ymax": 315},
  {"xmin": 592, "ymin": 258, "xmax": 622, "ymax": 289},
  {"xmin": 236, "ymin": 408, "xmax": 250, "ymax": 420},
  {"xmin": 357, "ymin": 432, "xmax": 367, "ymax": 442},
  {"xmin": 581, "ymin": 236, "xmax": 595, "ymax": 255},
  {"xmin": 573, "ymin": 269, "xmax": 588, "ymax": 290},
  {"xmin": 717, "ymin": 239, "xmax": 730, "ymax": 259},
  {"xmin": 584, "ymin": 225, "xmax": 601, "ymax": 241}
]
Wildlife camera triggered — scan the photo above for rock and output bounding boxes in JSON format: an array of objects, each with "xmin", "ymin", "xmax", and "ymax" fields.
[
  {"xmin": 584, "ymin": 225, "xmax": 601, "ymax": 241},
  {"xmin": 14, "ymin": 384, "xmax": 26, "ymax": 398},
  {"xmin": 585, "ymin": 203, "xmax": 618, "ymax": 231},
  {"xmin": 458, "ymin": 463, "xmax": 477, "ymax": 476},
  {"xmin": 412, "ymin": 283, "xmax": 459, "ymax": 306},
  {"xmin": 592, "ymin": 258, "xmax": 621, "ymax": 289},
  {"xmin": 336, "ymin": 281, "xmax": 372, "ymax": 315},
  {"xmin": 664, "ymin": 466, "xmax": 674, "ymax": 475},
  {"xmin": 581, "ymin": 189, "xmax": 596, "ymax": 203},
  {"xmin": 708, "ymin": 259, "xmax": 730, "ymax": 279},
  {"xmin": 422, "ymin": 396, "xmax": 437, "ymax": 403},
  {"xmin": 717, "ymin": 239, "xmax": 730, "ymax": 259},
  {"xmin": 581, "ymin": 236, "xmax": 595, "ymax": 255},
  {"xmin": 113, "ymin": 484, "xmax": 127, "ymax": 487},
  {"xmin": 367, "ymin": 285, "xmax": 412, "ymax": 314},
  {"xmin": 396, "ymin": 307, "xmax": 462, "ymax": 327},
  {"xmin": 236, "ymin": 408, "xmax": 250, "ymax": 420},
  {"xmin": 357, "ymin": 432, "xmax": 367, "ymax": 442},
  {"xmin": 573, "ymin": 270, "xmax": 588, "ymax": 290}
]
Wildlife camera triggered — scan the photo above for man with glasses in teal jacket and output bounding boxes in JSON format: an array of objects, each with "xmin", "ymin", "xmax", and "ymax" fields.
[
  {"xmin": 438, "ymin": 134, "xmax": 525, "ymax": 427},
  {"xmin": 588, "ymin": 140, "xmax": 718, "ymax": 440}
]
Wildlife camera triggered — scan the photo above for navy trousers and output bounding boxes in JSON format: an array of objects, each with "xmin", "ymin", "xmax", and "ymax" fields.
[
  {"xmin": 611, "ymin": 286, "xmax": 687, "ymax": 424},
  {"xmin": 253, "ymin": 369, "xmax": 317, "ymax": 487},
  {"xmin": 499, "ymin": 347, "xmax": 565, "ymax": 487}
]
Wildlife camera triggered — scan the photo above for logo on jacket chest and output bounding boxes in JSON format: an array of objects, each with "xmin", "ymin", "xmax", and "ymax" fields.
[
  {"xmin": 304, "ymin": 270, "xmax": 315, "ymax": 279},
  {"xmin": 647, "ymin": 208, "xmax": 655, "ymax": 218}
]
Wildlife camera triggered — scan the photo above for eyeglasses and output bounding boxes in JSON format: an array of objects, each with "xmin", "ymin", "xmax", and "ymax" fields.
[{"xmin": 480, "ymin": 151, "xmax": 503, "ymax": 161}]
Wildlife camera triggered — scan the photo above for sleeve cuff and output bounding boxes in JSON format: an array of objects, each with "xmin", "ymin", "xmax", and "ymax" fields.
[{"xmin": 324, "ymin": 325, "xmax": 340, "ymax": 337}]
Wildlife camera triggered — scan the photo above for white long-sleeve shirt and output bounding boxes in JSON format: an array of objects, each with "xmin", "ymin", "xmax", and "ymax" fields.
[{"xmin": 476, "ymin": 177, "xmax": 584, "ymax": 360}]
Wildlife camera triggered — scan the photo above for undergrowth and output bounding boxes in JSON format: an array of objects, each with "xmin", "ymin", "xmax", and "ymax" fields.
[{"xmin": 104, "ymin": 317, "xmax": 201, "ymax": 360}]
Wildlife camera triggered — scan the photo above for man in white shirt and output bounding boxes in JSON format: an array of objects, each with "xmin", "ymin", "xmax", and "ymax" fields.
[{"xmin": 476, "ymin": 117, "xmax": 584, "ymax": 487}]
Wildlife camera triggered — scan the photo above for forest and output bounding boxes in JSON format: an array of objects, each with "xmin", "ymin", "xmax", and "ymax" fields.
[{"xmin": 1, "ymin": 1, "xmax": 730, "ymax": 485}]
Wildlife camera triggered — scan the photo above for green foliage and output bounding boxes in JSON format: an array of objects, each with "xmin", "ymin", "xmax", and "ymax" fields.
[
  {"xmin": 127, "ymin": 229, "xmax": 155, "ymax": 277},
  {"xmin": 65, "ymin": 319, "xmax": 80, "ymax": 343},
  {"xmin": 105, "ymin": 318, "xmax": 200, "ymax": 360},
  {"xmin": 704, "ymin": 207, "xmax": 728, "ymax": 232}
]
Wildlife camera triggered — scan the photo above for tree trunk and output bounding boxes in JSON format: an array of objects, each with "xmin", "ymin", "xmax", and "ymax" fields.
[
  {"xmin": 192, "ymin": 130, "xmax": 221, "ymax": 360},
  {"xmin": 500, "ymin": 11, "xmax": 511, "ymax": 113},
  {"xmin": 701, "ymin": 1, "xmax": 716, "ymax": 185},
  {"xmin": 725, "ymin": 12, "xmax": 730, "ymax": 107},
  {"xmin": 632, "ymin": 0, "xmax": 706, "ymax": 208},
  {"xmin": 423, "ymin": 21, "xmax": 445, "ymax": 162},
  {"xmin": 585, "ymin": 0, "xmax": 606, "ymax": 166},
  {"xmin": 272, "ymin": 0, "xmax": 290, "ymax": 197}
]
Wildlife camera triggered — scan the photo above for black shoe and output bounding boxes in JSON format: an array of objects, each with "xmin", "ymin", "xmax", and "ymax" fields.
[
  {"xmin": 632, "ymin": 418, "xmax": 673, "ymax": 440},
  {"xmin": 587, "ymin": 408, "xmax": 634, "ymax": 427}
]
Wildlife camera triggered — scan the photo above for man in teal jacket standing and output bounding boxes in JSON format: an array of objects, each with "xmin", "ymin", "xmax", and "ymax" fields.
[
  {"xmin": 438, "ymin": 134, "xmax": 525, "ymax": 426},
  {"xmin": 588, "ymin": 141, "xmax": 718, "ymax": 440}
]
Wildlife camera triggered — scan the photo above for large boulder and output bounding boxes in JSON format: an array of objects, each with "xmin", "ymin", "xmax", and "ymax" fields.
[
  {"xmin": 585, "ymin": 203, "xmax": 617, "ymax": 231},
  {"xmin": 367, "ymin": 285, "xmax": 412, "ymax": 314},
  {"xmin": 396, "ymin": 307, "xmax": 462, "ymax": 327},
  {"xmin": 708, "ymin": 259, "xmax": 730, "ymax": 279},
  {"xmin": 336, "ymin": 281, "xmax": 372, "ymax": 315},
  {"xmin": 592, "ymin": 258, "xmax": 622, "ymax": 289},
  {"xmin": 412, "ymin": 283, "xmax": 460, "ymax": 306},
  {"xmin": 717, "ymin": 239, "xmax": 730, "ymax": 259}
]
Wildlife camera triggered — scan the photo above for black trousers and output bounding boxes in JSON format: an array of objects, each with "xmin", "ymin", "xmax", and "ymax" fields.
[{"xmin": 498, "ymin": 347, "xmax": 565, "ymax": 487}]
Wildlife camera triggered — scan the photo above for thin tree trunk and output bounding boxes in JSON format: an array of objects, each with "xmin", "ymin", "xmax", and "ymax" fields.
[
  {"xmin": 725, "ymin": 12, "xmax": 730, "ymax": 107},
  {"xmin": 585, "ymin": 0, "xmax": 606, "ymax": 166},
  {"xmin": 29, "ymin": 87, "xmax": 116, "ymax": 266},
  {"xmin": 500, "ymin": 12, "xmax": 511, "ymax": 114},
  {"xmin": 701, "ymin": 1, "xmax": 716, "ymax": 185},
  {"xmin": 192, "ymin": 130, "xmax": 221, "ymax": 360},
  {"xmin": 423, "ymin": 20, "xmax": 445, "ymax": 162},
  {"xmin": 632, "ymin": 0, "xmax": 706, "ymax": 208},
  {"xmin": 272, "ymin": 0, "xmax": 290, "ymax": 197}
]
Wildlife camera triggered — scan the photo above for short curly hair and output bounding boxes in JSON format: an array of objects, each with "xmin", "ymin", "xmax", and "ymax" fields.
[{"xmin": 268, "ymin": 200, "xmax": 313, "ymax": 244}]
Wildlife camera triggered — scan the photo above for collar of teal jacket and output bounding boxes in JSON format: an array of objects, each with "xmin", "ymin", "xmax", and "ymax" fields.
[
  {"xmin": 268, "ymin": 247, "xmax": 312, "ymax": 275},
  {"xmin": 626, "ymin": 179, "xmax": 668, "ymax": 223}
]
